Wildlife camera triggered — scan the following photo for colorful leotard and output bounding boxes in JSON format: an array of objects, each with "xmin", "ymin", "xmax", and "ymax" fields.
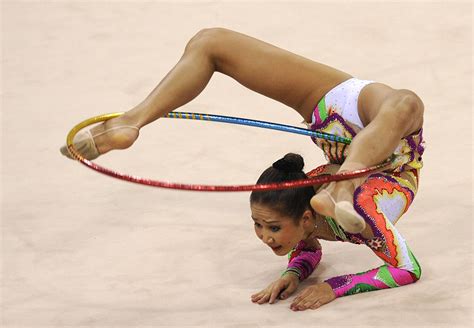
[
  {"xmin": 284, "ymin": 78, "xmax": 424, "ymax": 297},
  {"xmin": 306, "ymin": 78, "xmax": 424, "ymax": 172},
  {"xmin": 284, "ymin": 240, "xmax": 322, "ymax": 281}
]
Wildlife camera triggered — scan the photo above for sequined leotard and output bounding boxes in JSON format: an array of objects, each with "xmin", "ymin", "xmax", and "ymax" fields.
[{"xmin": 283, "ymin": 78, "xmax": 424, "ymax": 297}]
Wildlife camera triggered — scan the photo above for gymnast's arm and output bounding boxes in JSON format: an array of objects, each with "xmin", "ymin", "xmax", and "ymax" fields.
[
  {"xmin": 324, "ymin": 245, "xmax": 422, "ymax": 298},
  {"xmin": 251, "ymin": 238, "xmax": 323, "ymax": 304},
  {"xmin": 283, "ymin": 240, "xmax": 323, "ymax": 281}
]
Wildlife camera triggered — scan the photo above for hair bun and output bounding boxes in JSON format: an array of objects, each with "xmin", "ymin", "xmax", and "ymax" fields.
[{"xmin": 272, "ymin": 153, "xmax": 304, "ymax": 173}]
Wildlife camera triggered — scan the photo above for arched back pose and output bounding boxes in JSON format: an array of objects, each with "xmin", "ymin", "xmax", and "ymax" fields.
[{"xmin": 61, "ymin": 28, "xmax": 425, "ymax": 310}]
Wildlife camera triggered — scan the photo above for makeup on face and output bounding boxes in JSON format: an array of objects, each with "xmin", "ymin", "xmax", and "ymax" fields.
[{"xmin": 250, "ymin": 203, "xmax": 307, "ymax": 256}]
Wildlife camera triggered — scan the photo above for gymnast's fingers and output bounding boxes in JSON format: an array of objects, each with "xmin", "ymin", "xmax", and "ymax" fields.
[
  {"xmin": 251, "ymin": 291, "xmax": 262, "ymax": 299},
  {"xmin": 299, "ymin": 300, "xmax": 316, "ymax": 311},
  {"xmin": 290, "ymin": 290, "xmax": 312, "ymax": 310},
  {"xmin": 280, "ymin": 280, "xmax": 298, "ymax": 300},
  {"xmin": 251, "ymin": 291, "xmax": 266, "ymax": 303},
  {"xmin": 292, "ymin": 288, "xmax": 310, "ymax": 305},
  {"xmin": 257, "ymin": 293, "xmax": 271, "ymax": 304},
  {"xmin": 310, "ymin": 300, "xmax": 322, "ymax": 310},
  {"xmin": 269, "ymin": 281, "xmax": 286, "ymax": 304}
]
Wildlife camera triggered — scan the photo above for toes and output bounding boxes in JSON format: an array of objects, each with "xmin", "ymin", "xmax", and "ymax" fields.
[
  {"xmin": 60, "ymin": 144, "xmax": 73, "ymax": 158},
  {"xmin": 310, "ymin": 194, "xmax": 323, "ymax": 212},
  {"xmin": 310, "ymin": 193, "xmax": 334, "ymax": 217},
  {"xmin": 60, "ymin": 130, "xmax": 100, "ymax": 160}
]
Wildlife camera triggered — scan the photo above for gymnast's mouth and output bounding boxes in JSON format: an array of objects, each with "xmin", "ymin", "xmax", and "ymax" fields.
[{"xmin": 270, "ymin": 245, "xmax": 282, "ymax": 251}]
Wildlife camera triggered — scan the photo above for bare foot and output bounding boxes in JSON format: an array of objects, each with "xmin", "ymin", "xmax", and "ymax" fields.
[
  {"xmin": 91, "ymin": 114, "xmax": 140, "ymax": 154},
  {"xmin": 310, "ymin": 180, "xmax": 366, "ymax": 233},
  {"xmin": 60, "ymin": 113, "xmax": 140, "ymax": 160}
]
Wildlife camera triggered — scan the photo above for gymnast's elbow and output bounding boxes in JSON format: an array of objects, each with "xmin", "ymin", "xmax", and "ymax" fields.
[{"xmin": 409, "ymin": 259, "xmax": 422, "ymax": 283}]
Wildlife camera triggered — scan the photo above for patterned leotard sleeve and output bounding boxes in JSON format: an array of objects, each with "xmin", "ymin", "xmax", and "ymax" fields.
[
  {"xmin": 324, "ymin": 171, "xmax": 422, "ymax": 297},
  {"xmin": 283, "ymin": 240, "xmax": 322, "ymax": 281}
]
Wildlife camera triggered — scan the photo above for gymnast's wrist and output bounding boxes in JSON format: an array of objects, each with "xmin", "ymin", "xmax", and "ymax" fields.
[
  {"xmin": 324, "ymin": 278, "xmax": 343, "ymax": 298},
  {"xmin": 281, "ymin": 268, "xmax": 301, "ymax": 281}
]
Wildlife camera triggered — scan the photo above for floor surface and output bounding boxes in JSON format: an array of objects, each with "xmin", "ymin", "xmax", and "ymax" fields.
[{"xmin": 1, "ymin": 1, "xmax": 472, "ymax": 327}]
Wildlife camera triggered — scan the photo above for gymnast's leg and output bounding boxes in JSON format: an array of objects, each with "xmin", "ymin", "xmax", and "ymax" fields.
[
  {"xmin": 310, "ymin": 84, "xmax": 424, "ymax": 232},
  {"xmin": 61, "ymin": 28, "xmax": 351, "ymax": 158}
]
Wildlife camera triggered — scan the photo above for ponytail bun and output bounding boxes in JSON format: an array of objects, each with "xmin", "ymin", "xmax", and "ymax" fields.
[{"xmin": 272, "ymin": 153, "xmax": 304, "ymax": 173}]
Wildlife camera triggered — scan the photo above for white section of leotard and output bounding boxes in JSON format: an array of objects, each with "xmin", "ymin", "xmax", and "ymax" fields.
[{"xmin": 323, "ymin": 78, "xmax": 375, "ymax": 129}]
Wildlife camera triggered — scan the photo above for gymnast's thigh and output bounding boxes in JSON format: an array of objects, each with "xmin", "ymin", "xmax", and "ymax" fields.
[{"xmin": 192, "ymin": 28, "xmax": 353, "ymax": 120}]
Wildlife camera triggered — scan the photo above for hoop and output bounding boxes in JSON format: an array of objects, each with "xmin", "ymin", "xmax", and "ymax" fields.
[
  {"xmin": 165, "ymin": 111, "xmax": 352, "ymax": 144},
  {"xmin": 66, "ymin": 112, "xmax": 393, "ymax": 192}
]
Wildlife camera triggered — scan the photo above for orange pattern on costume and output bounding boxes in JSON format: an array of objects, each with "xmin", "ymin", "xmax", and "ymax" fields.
[
  {"xmin": 300, "ymin": 78, "xmax": 425, "ymax": 297},
  {"xmin": 324, "ymin": 171, "xmax": 422, "ymax": 297},
  {"xmin": 352, "ymin": 174, "xmax": 414, "ymax": 267}
]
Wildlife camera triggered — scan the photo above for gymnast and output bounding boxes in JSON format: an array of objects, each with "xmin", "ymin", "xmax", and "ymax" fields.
[
  {"xmin": 249, "ymin": 152, "xmax": 422, "ymax": 311},
  {"xmin": 60, "ymin": 28, "xmax": 425, "ymax": 311}
]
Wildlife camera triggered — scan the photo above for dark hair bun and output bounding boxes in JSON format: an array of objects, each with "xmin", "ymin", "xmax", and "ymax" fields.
[{"xmin": 272, "ymin": 153, "xmax": 304, "ymax": 173}]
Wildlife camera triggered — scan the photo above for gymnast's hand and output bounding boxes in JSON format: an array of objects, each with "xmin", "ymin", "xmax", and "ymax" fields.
[
  {"xmin": 251, "ymin": 273, "xmax": 299, "ymax": 305},
  {"xmin": 290, "ymin": 282, "xmax": 336, "ymax": 311}
]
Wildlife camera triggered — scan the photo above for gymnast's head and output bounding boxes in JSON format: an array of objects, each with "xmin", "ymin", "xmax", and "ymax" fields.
[{"xmin": 250, "ymin": 153, "xmax": 317, "ymax": 256}]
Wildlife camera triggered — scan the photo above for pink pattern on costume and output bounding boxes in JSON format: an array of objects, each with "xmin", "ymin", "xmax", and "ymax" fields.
[
  {"xmin": 288, "ymin": 78, "xmax": 425, "ymax": 296},
  {"xmin": 325, "ymin": 171, "xmax": 422, "ymax": 297},
  {"xmin": 286, "ymin": 241, "xmax": 322, "ymax": 281}
]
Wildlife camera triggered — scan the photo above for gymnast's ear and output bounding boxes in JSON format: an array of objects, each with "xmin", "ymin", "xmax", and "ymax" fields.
[{"xmin": 300, "ymin": 209, "xmax": 316, "ymax": 226}]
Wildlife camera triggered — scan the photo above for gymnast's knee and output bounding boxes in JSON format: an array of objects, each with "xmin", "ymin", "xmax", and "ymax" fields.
[
  {"xmin": 381, "ymin": 89, "xmax": 424, "ymax": 132},
  {"xmin": 184, "ymin": 27, "xmax": 231, "ymax": 58}
]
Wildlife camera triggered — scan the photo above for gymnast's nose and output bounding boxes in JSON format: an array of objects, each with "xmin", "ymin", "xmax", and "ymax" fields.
[{"xmin": 263, "ymin": 235, "xmax": 275, "ymax": 246}]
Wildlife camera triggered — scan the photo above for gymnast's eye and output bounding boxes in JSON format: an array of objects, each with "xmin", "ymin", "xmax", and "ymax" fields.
[
  {"xmin": 254, "ymin": 222, "xmax": 262, "ymax": 228},
  {"xmin": 270, "ymin": 226, "xmax": 280, "ymax": 232}
]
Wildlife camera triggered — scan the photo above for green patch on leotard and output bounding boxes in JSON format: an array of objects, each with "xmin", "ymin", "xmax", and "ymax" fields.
[
  {"xmin": 408, "ymin": 249, "xmax": 422, "ymax": 279},
  {"xmin": 375, "ymin": 265, "xmax": 399, "ymax": 288},
  {"xmin": 318, "ymin": 97, "xmax": 328, "ymax": 122},
  {"xmin": 325, "ymin": 216, "xmax": 348, "ymax": 241},
  {"xmin": 287, "ymin": 248, "xmax": 295, "ymax": 260},
  {"xmin": 345, "ymin": 283, "xmax": 379, "ymax": 295}
]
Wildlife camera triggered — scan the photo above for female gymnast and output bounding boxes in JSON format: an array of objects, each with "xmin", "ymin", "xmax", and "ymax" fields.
[
  {"xmin": 249, "ymin": 153, "xmax": 422, "ymax": 311},
  {"xmin": 60, "ymin": 28, "xmax": 425, "ymax": 311}
]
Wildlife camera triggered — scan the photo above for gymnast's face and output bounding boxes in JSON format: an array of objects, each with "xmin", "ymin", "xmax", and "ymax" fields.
[{"xmin": 250, "ymin": 203, "xmax": 313, "ymax": 256}]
